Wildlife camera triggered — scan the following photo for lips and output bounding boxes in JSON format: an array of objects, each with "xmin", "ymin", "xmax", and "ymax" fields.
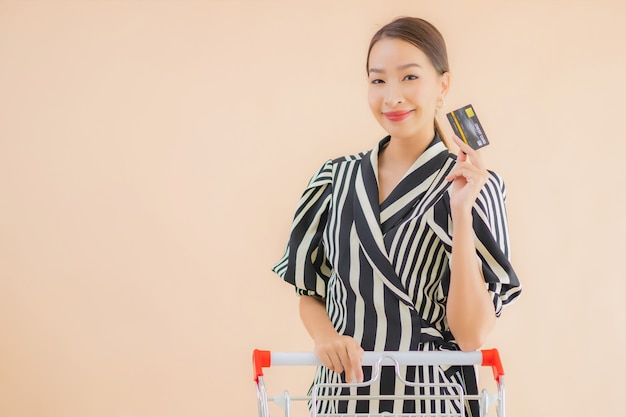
[{"xmin": 383, "ymin": 110, "xmax": 414, "ymax": 122}]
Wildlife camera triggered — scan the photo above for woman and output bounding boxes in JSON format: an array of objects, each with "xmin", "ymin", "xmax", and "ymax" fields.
[{"xmin": 272, "ymin": 16, "xmax": 521, "ymax": 416}]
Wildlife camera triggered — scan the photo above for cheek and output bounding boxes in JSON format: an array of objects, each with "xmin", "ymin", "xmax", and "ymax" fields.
[
  {"xmin": 405, "ymin": 85, "xmax": 427, "ymax": 101},
  {"xmin": 367, "ymin": 88, "xmax": 381, "ymax": 113},
  {"xmin": 421, "ymin": 84, "xmax": 442, "ymax": 104}
]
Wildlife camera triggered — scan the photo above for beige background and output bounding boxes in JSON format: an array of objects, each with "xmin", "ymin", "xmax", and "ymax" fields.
[{"xmin": 1, "ymin": 1, "xmax": 625, "ymax": 416}]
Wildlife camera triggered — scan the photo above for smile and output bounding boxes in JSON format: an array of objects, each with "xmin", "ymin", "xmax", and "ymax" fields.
[{"xmin": 383, "ymin": 110, "xmax": 414, "ymax": 122}]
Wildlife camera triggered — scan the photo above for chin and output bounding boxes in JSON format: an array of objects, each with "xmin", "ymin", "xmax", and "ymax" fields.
[
  {"xmin": 384, "ymin": 126, "xmax": 418, "ymax": 141},
  {"xmin": 385, "ymin": 121, "xmax": 433, "ymax": 142}
]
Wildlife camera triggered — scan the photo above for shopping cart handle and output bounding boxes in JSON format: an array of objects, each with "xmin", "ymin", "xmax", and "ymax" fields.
[
  {"xmin": 253, "ymin": 349, "xmax": 271, "ymax": 382},
  {"xmin": 253, "ymin": 349, "xmax": 505, "ymax": 383},
  {"xmin": 481, "ymin": 348, "xmax": 505, "ymax": 383}
]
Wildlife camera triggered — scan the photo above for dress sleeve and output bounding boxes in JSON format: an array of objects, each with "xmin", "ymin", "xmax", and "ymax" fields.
[
  {"xmin": 472, "ymin": 171, "xmax": 522, "ymax": 316},
  {"xmin": 272, "ymin": 160, "xmax": 334, "ymax": 299}
]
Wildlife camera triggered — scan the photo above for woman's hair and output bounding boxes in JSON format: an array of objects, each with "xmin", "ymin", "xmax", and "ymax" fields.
[
  {"xmin": 366, "ymin": 17, "xmax": 451, "ymax": 147},
  {"xmin": 366, "ymin": 17, "xmax": 449, "ymax": 74}
]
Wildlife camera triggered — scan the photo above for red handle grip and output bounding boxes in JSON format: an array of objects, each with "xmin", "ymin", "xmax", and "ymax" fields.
[
  {"xmin": 253, "ymin": 349, "xmax": 271, "ymax": 382},
  {"xmin": 481, "ymin": 348, "xmax": 505, "ymax": 382}
]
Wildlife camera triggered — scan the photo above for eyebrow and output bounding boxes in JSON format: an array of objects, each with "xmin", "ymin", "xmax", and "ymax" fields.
[{"xmin": 368, "ymin": 63, "xmax": 422, "ymax": 74}]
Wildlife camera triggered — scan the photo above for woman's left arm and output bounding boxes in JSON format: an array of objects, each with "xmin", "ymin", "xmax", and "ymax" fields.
[{"xmin": 444, "ymin": 135, "xmax": 497, "ymax": 351}]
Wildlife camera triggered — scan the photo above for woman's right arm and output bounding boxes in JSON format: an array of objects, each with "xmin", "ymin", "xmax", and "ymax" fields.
[{"xmin": 299, "ymin": 295, "xmax": 364, "ymax": 383}]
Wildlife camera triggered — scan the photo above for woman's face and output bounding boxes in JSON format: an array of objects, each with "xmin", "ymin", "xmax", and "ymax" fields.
[{"xmin": 367, "ymin": 37, "xmax": 449, "ymax": 141}]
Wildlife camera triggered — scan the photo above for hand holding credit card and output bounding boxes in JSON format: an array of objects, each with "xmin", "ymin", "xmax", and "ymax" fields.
[{"xmin": 446, "ymin": 104, "xmax": 490, "ymax": 150}]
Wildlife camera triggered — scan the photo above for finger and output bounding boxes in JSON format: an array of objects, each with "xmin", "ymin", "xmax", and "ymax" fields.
[
  {"xmin": 449, "ymin": 166, "xmax": 487, "ymax": 189},
  {"xmin": 445, "ymin": 162, "xmax": 473, "ymax": 182},
  {"xmin": 327, "ymin": 349, "xmax": 345, "ymax": 375},
  {"xmin": 452, "ymin": 135, "xmax": 468, "ymax": 163},
  {"xmin": 451, "ymin": 135, "xmax": 485, "ymax": 170},
  {"xmin": 317, "ymin": 350, "xmax": 334, "ymax": 372},
  {"xmin": 336, "ymin": 344, "xmax": 354, "ymax": 382},
  {"xmin": 346, "ymin": 344, "xmax": 364, "ymax": 383},
  {"xmin": 319, "ymin": 347, "xmax": 343, "ymax": 374},
  {"xmin": 446, "ymin": 172, "xmax": 469, "ymax": 185},
  {"xmin": 451, "ymin": 135, "xmax": 469, "ymax": 155}
]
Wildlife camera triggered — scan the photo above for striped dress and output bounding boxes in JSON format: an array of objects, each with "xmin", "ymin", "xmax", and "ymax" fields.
[{"xmin": 272, "ymin": 134, "xmax": 521, "ymax": 416}]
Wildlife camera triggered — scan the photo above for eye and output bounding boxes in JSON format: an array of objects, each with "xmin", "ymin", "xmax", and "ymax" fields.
[
  {"xmin": 370, "ymin": 79, "xmax": 385, "ymax": 85},
  {"xmin": 404, "ymin": 74, "xmax": 418, "ymax": 81}
]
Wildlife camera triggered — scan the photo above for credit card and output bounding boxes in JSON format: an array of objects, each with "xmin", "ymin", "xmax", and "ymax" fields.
[{"xmin": 446, "ymin": 104, "xmax": 490, "ymax": 150}]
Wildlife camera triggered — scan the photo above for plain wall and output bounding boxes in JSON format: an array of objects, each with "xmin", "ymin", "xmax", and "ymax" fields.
[{"xmin": 1, "ymin": 1, "xmax": 625, "ymax": 416}]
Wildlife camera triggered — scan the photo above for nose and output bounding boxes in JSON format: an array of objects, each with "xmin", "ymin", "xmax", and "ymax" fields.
[{"xmin": 384, "ymin": 82, "xmax": 405, "ymax": 107}]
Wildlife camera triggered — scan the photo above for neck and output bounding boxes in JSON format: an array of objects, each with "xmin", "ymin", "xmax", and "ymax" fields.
[{"xmin": 385, "ymin": 127, "xmax": 436, "ymax": 165}]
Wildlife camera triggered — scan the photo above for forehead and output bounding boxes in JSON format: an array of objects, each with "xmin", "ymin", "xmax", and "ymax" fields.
[{"xmin": 368, "ymin": 37, "xmax": 432, "ymax": 69}]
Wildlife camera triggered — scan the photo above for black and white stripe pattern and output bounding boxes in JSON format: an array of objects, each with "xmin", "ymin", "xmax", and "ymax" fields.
[{"xmin": 273, "ymin": 135, "xmax": 522, "ymax": 416}]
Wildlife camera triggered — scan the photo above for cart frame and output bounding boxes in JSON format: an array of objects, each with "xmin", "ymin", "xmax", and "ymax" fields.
[{"xmin": 253, "ymin": 349, "xmax": 506, "ymax": 417}]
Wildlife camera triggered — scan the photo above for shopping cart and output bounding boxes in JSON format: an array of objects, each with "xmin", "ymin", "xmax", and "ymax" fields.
[{"xmin": 253, "ymin": 349, "xmax": 506, "ymax": 417}]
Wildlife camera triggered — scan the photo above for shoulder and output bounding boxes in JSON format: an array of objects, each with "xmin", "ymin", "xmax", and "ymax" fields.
[
  {"xmin": 474, "ymin": 169, "xmax": 508, "ymax": 222},
  {"xmin": 483, "ymin": 170, "xmax": 507, "ymax": 200},
  {"xmin": 331, "ymin": 149, "xmax": 369, "ymax": 164},
  {"xmin": 305, "ymin": 159, "xmax": 334, "ymax": 189},
  {"xmin": 306, "ymin": 149, "xmax": 369, "ymax": 188}
]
